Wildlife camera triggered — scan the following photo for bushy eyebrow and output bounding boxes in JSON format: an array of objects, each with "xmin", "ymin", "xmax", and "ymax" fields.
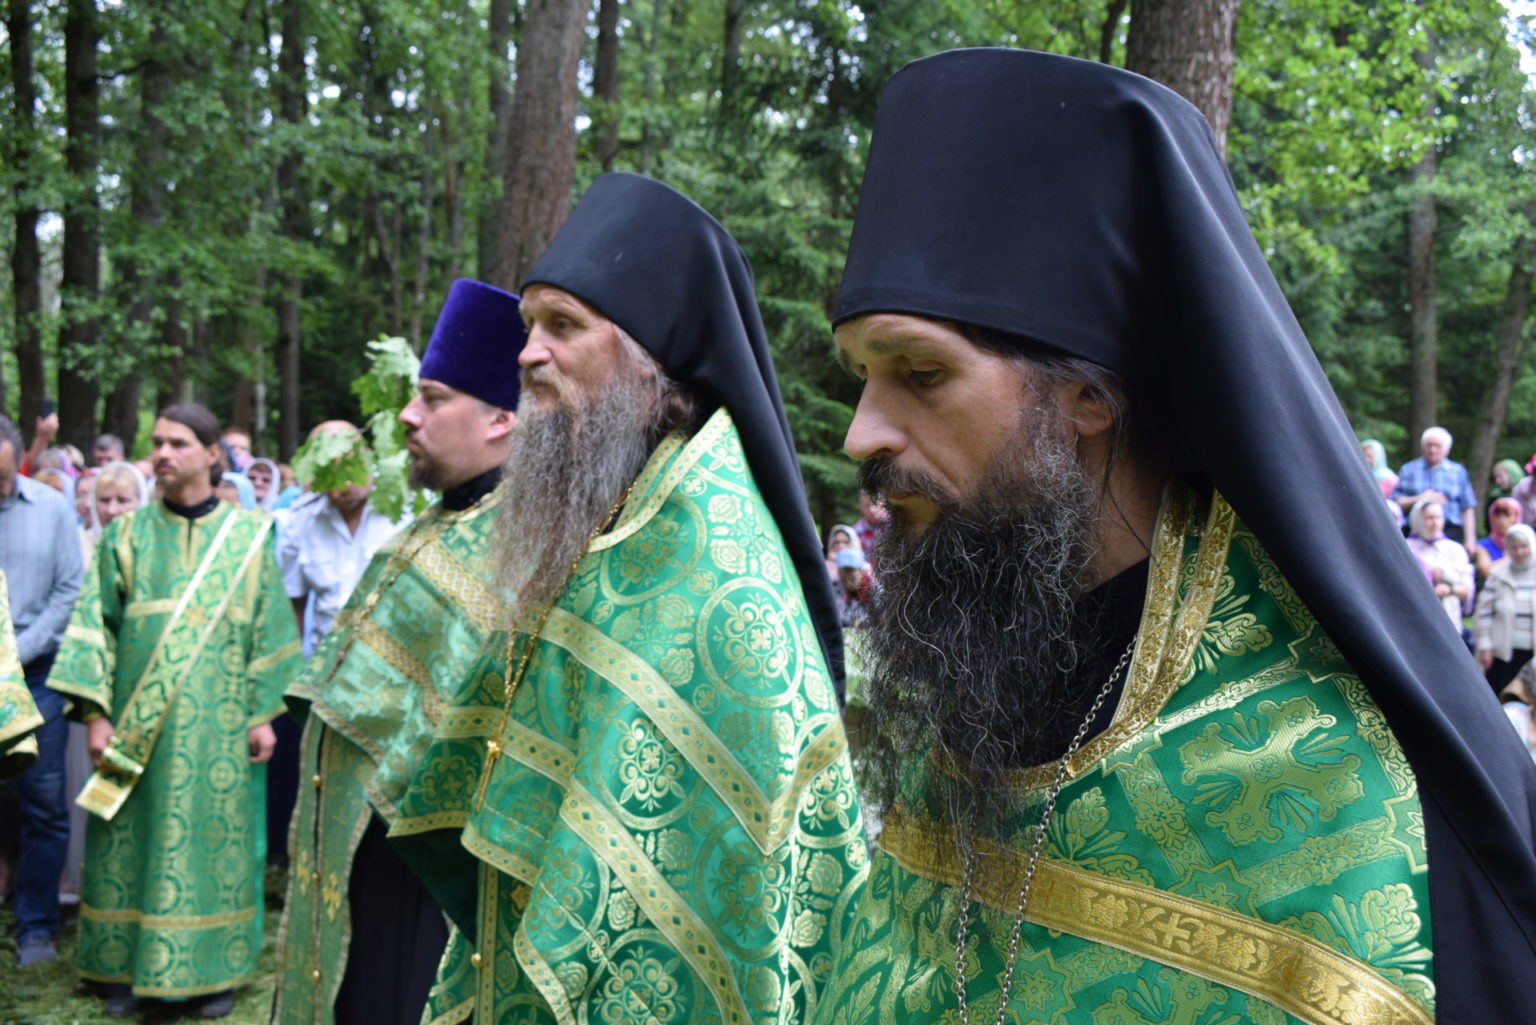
[{"xmin": 836, "ymin": 334, "xmax": 940, "ymax": 373}]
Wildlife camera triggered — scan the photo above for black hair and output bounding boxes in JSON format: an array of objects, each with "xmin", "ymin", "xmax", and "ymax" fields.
[{"xmin": 157, "ymin": 403, "xmax": 221, "ymax": 447}]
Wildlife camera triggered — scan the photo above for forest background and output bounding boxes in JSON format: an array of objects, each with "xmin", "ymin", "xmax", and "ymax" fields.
[{"xmin": 2, "ymin": 0, "xmax": 1534, "ymax": 530}]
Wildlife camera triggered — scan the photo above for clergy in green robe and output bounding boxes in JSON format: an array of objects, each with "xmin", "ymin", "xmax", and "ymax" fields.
[
  {"xmin": 276, "ymin": 278, "xmax": 526, "ymax": 1025},
  {"xmin": 412, "ymin": 174, "xmax": 867, "ymax": 1025},
  {"xmin": 812, "ymin": 491, "xmax": 1436, "ymax": 1025},
  {"xmin": 820, "ymin": 47, "xmax": 1536, "ymax": 1025},
  {"xmin": 47, "ymin": 404, "xmax": 302, "ymax": 1014},
  {"xmin": 276, "ymin": 483, "xmax": 510, "ymax": 1025},
  {"xmin": 0, "ymin": 569, "xmax": 44, "ymax": 776}
]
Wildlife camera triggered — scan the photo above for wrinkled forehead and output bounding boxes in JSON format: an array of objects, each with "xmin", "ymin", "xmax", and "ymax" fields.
[{"xmin": 521, "ymin": 283, "xmax": 611, "ymax": 322}]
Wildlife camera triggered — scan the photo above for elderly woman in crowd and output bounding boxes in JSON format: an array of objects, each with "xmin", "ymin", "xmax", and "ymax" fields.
[
  {"xmin": 825, "ymin": 522, "xmax": 862, "ymax": 582},
  {"xmin": 1477, "ymin": 523, "xmax": 1536, "ymax": 697},
  {"xmin": 1408, "ymin": 498, "xmax": 1474, "ymax": 631},
  {"xmin": 1478, "ymin": 497, "xmax": 1524, "ymax": 578},
  {"xmin": 246, "ymin": 457, "xmax": 282, "ymax": 512},
  {"xmin": 1489, "ymin": 458, "xmax": 1527, "ymax": 506},
  {"xmin": 1362, "ymin": 438, "xmax": 1398, "ymax": 500}
]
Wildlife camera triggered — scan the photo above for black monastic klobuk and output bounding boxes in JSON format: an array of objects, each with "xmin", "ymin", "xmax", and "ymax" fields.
[{"xmin": 523, "ymin": 172, "xmax": 845, "ymax": 690}]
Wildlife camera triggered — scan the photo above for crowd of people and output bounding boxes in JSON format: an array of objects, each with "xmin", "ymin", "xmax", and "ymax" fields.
[
  {"xmin": 1, "ymin": 45, "xmax": 1535, "ymax": 1025},
  {"xmin": 1370, "ymin": 428, "xmax": 1536, "ymax": 748}
]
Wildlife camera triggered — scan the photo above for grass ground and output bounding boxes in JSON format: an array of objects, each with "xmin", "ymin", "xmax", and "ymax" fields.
[{"xmin": 0, "ymin": 869, "xmax": 285, "ymax": 1025}]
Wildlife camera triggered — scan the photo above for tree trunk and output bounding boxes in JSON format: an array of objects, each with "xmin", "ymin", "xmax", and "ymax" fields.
[
  {"xmin": 638, "ymin": 0, "xmax": 665, "ymax": 174},
  {"xmin": 594, "ymin": 0, "xmax": 621, "ymax": 170},
  {"xmin": 156, "ymin": 291, "xmax": 188, "ymax": 408},
  {"xmin": 1125, "ymin": 0, "xmax": 1239, "ymax": 154},
  {"xmin": 103, "ymin": 376, "xmax": 143, "ymax": 446},
  {"xmin": 275, "ymin": 0, "xmax": 306, "ymax": 459},
  {"xmin": 477, "ymin": 0, "xmax": 515, "ymax": 277},
  {"xmin": 110, "ymin": 13, "xmax": 174, "ymax": 454},
  {"xmin": 487, "ymin": 0, "xmax": 589, "ymax": 289},
  {"xmin": 721, "ymin": 0, "xmax": 743, "ymax": 115},
  {"xmin": 1468, "ymin": 205, "xmax": 1536, "ymax": 500},
  {"xmin": 7, "ymin": 0, "xmax": 44, "ymax": 432},
  {"xmin": 58, "ymin": 0, "xmax": 102, "ymax": 450},
  {"xmin": 408, "ymin": 113, "xmax": 438, "ymax": 353},
  {"xmin": 1406, "ymin": 28, "xmax": 1439, "ymax": 442}
]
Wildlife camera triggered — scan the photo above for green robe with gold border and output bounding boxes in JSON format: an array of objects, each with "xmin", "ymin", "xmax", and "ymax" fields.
[
  {"xmin": 421, "ymin": 409, "xmax": 870, "ymax": 1025},
  {"xmin": 46, "ymin": 501, "xmax": 303, "ymax": 998},
  {"xmin": 0, "ymin": 568, "xmax": 44, "ymax": 776},
  {"xmin": 275, "ymin": 489, "xmax": 508, "ymax": 1025},
  {"xmin": 810, "ymin": 489, "xmax": 1435, "ymax": 1025}
]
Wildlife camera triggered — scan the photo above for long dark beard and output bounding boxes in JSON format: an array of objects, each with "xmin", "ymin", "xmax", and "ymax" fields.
[
  {"xmin": 859, "ymin": 415, "xmax": 1099, "ymax": 841},
  {"xmin": 497, "ymin": 349, "xmax": 672, "ymax": 627}
]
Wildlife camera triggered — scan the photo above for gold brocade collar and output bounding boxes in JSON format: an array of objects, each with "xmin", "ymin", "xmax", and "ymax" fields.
[
  {"xmin": 1009, "ymin": 484, "xmax": 1234, "ymax": 791},
  {"xmin": 588, "ymin": 407, "xmax": 732, "ymax": 554}
]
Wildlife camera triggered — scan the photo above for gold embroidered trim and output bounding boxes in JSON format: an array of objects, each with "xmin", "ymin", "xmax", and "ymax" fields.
[
  {"xmin": 514, "ymin": 926, "xmax": 576, "ymax": 1024},
  {"xmin": 539, "ymin": 605, "xmax": 840, "ymax": 854},
  {"xmin": 433, "ymin": 704, "xmax": 502, "ymax": 739},
  {"xmin": 559, "ymin": 783, "xmax": 752, "ymax": 1025},
  {"xmin": 462, "ymin": 822, "xmax": 545, "ymax": 886},
  {"xmin": 883, "ymin": 808, "xmax": 1433, "ymax": 1025},
  {"xmin": 0, "ymin": 714, "xmax": 42, "ymax": 748},
  {"xmin": 1006, "ymin": 489, "xmax": 1236, "ymax": 791},
  {"xmin": 415, "ymin": 537, "xmax": 502, "ymax": 637},
  {"xmin": 248, "ymin": 638, "xmax": 302, "ymax": 678},
  {"xmin": 385, "ymin": 809, "xmax": 475, "ymax": 837},
  {"xmin": 497, "ymin": 715, "xmax": 578, "ymax": 786},
  {"xmin": 589, "ymin": 409, "xmax": 728, "ymax": 552},
  {"xmin": 356, "ymin": 617, "xmax": 432, "ymax": 692},
  {"xmin": 122, "ymin": 598, "xmax": 178, "ymax": 619},
  {"xmin": 62, "ymin": 622, "xmax": 107, "ymax": 649},
  {"xmin": 80, "ymin": 904, "xmax": 256, "ymax": 930},
  {"xmin": 76, "ymin": 967, "xmax": 255, "ymax": 999},
  {"xmin": 422, "ymin": 997, "xmax": 476, "ymax": 1025}
]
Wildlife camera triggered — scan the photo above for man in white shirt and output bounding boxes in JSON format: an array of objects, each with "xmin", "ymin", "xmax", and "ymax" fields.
[{"xmin": 279, "ymin": 421, "xmax": 404, "ymax": 656}]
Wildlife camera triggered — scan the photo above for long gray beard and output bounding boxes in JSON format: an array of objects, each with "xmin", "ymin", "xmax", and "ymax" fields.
[
  {"xmin": 497, "ymin": 360, "xmax": 670, "ymax": 628},
  {"xmin": 859, "ymin": 416, "xmax": 1099, "ymax": 842}
]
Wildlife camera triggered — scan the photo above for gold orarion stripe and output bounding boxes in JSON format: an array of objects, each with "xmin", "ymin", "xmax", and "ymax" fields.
[{"xmin": 883, "ymin": 808, "xmax": 1432, "ymax": 1025}]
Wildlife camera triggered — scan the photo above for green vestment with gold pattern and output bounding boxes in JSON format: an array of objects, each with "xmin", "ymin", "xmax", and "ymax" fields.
[
  {"xmin": 47, "ymin": 501, "xmax": 303, "ymax": 998},
  {"xmin": 421, "ymin": 409, "xmax": 870, "ymax": 1025},
  {"xmin": 275, "ymin": 490, "xmax": 508, "ymax": 1025},
  {"xmin": 810, "ymin": 489, "xmax": 1435, "ymax": 1025},
  {"xmin": 0, "ymin": 568, "xmax": 44, "ymax": 776}
]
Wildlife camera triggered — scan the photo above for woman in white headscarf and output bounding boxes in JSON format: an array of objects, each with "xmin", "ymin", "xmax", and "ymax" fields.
[
  {"xmin": 246, "ymin": 457, "xmax": 282, "ymax": 512},
  {"xmin": 824, "ymin": 522, "xmax": 862, "ymax": 582},
  {"xmin": 1407, "ymin": 497, "xmax": 1473, "ymax": 631},
  {"xmin": 1477, "ymin": 523, "xmax": 1536, "ymax": 697}
]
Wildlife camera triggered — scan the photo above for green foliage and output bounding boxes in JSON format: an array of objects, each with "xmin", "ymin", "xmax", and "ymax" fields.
[
  {"xmin": 3, "ymin": 0, "xmax": 1535, "ymax": 496},
  {"xmin": 290, "ymin": 335, "xmax": 427, "ymax": 522}
]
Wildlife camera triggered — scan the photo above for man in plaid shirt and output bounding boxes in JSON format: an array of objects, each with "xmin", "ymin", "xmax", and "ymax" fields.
[{"xmin": 1394, "ymin": 425, "xmax": 1480, "ymax": 555}]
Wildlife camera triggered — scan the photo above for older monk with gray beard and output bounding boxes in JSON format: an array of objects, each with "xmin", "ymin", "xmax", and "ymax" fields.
[{"xmin": 409, "ymin": 172, "xmax": 867, "ymax": 1025}]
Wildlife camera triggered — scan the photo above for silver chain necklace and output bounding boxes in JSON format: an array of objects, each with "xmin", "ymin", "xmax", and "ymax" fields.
[{"xmin": 953, "ymin": 636, "xmax": 1136, "ymax": 1025}]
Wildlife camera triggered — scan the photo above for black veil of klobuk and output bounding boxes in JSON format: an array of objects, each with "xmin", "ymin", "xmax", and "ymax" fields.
[
  {"xmin": 524, "ymin": 171, "xmax": 844, "ymax": 690},
  {"xmin": 834, "ymin": 47, "xmax": 1536, "ymax": 1020}
]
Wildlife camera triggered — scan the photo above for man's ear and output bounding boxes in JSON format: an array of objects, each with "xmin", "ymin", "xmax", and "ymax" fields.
[
  {"xmin": 1059, "ymin": 380, "xmax": 1114, "ymax": 439},
  {"xmin": 486, "ymin": 407, "xmax": 517, "ymax": 442}
]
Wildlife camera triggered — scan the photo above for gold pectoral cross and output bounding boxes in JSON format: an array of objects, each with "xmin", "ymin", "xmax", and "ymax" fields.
[{"xmin": 474, "ymin": 738, "xmax": 503, "ymax": 809}]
